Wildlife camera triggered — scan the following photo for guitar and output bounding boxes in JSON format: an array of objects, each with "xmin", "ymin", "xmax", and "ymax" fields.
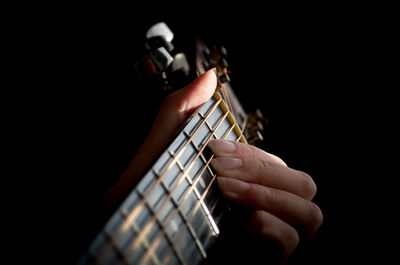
[{"xmin": 77, "ymin": 22, "xmax": 266, "ymax": 265}]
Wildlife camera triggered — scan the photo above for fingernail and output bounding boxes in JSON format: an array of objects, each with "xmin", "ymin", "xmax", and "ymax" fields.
[
  {"xmin": 216, "ymin": 176, "xmax": 229, "ymax": 191},
  {"xmin": 208, "ymin": 140, "xmax": 236, "ymax": 155},
  {"xmin": 211, "ymin": 157, "xmax": 242, "ymax": 171},
  {"xmin": 210, "ymin": 67, "xmax": 218, "ymax": 77},
  {"xmin": 217, "ymin": 177, "xmax": 250, "ymax": 195}
]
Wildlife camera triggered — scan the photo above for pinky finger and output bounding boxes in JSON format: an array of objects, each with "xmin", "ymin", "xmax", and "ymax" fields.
[{"xmin": 247, "ymin": 210, "xmax": 300, "ymax": 262}]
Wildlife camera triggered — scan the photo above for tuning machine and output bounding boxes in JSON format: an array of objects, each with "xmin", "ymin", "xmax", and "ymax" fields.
[
  {"xmin": 243, "ymin": 109, "xmax": 269, "ymax": 145},
  {"xmin": 135, "ymin": 22, "xmax": 191, "ymax": 91}
]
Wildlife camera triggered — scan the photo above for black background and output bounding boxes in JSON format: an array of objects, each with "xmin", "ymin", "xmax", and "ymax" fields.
[{"xmin": 16, "ymin": 3, "xmax": 396, "ymax": 265}]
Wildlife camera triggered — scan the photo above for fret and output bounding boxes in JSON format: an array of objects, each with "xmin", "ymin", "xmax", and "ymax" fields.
[
  {"xmin": 177, "ymin": 143, "xmax": 198, "ymax": 169},
  {"xmin": 198, "ymin": 112, "xmax": 215, "ymax": 139},
  {"xmin": 171, "ymin": 175, "xmax": 189, "ymax": 206},
  {"xmin": 119, "ymin": 208, "xmax": 163, "ymax": 265},
  {"xmin": 155, "ymin": 193, "xmax": 176, "ymax": 226},
  {"xmin": 177, "ymin": 207, "xmax": 208, "ymax": 259},
  {"xmin": 175, "ymin": 225, "xmax": 204, "ymax": 265},
  {"xmin": 137, "ymin": 172, "xmax": 158, "ymax": 195},
  {"xmin": 80, "ymin": 92, "xmax": 246, "ymax": 265},
  {"xmin": 183, "ymin": 131, "xmax": 215, "ymax": 194},
  {"xmin": 117, "ymin": 96, "xmax": 222, "ymax": 242},
  {"xmin": 126, "ymin": 132, "xmax": 218, "ymax": 264},
  {"xmin": 226, "ymin": 128, "xmax": 239, "ymax": 142},
  {"xmin": 120, "ymin": 190, "xmax": 141, "ymax": 214},
  {"xmin": 199, "ymin": 107, "xmax": 223, "ymax": 134},
  {"xmin": 186, "ymin": 96, "xmax": 216, "ymax": 136},
  {"xmin": 203, "ymin": 184, "xmax": 221, "ymax": 216},
  {"xmin": 152, "ymin": 151, "xmax": 172, "ymax": 178},
  {"xmin": 138, "ymin": 96, "xmax": 233, "ymax": 265},
  {"xmin": 189, "ymin": 206, "xmax": 213, "ymax": 246},
  {"xmin": 162, "ymin": 163, "xmax": 182, "ymax": 190},
  {"xmin": 145, "ymin": 181, "xmax": 168, "ymax": 216},
  {"xmin": 152, "ymin": 170, "xmax": 179, "ymax": 226}
]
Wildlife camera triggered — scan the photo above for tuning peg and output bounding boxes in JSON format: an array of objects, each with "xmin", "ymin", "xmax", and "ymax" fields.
[
  {"xmin": 255, "ymin": 108, "xmax": 269, "ymax": 125},
  {"xmin": 148, "ymin": 47, "xmax": 174, "ymax": 73},
  {"xmin": 248, "ymin": 130, "xmax": 264, "ymax": 145},
  {"xmin": 219, "ymin": 72, "xmax": 230, "ymax": 83},
  {"xmin": 219, "ymin": 46, "xmax": 228, "ymax": 57},
  {"xmin": 145, "ymin": 22, "xmax": 174, "ymax": 52},
  {"xmin": 146, "ymin": 22, "xmax": 174, "ymax": 42},
  {"xmin": 243, "ymin": 109, "xmax": 269, "ymax": 145},
  {"xmin": 219, "ymin": 58, "xmax": 228, "ymax": 68},
  {"xmin": 170, "ymin": 53, "xmax": 190, "ymax": 76},
  {"xmin": 145, "ymin": 36, "xmax": 174, "ymax": 52}
]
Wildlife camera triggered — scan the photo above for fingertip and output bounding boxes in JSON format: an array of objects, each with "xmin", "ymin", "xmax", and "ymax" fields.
[
  {"xmin": 178, "ymin": 69, "xmax": 217, "ymax": 114},
  {"xmin": 208, "ymin": 139, "xmax": 237, "ymax": 155}
]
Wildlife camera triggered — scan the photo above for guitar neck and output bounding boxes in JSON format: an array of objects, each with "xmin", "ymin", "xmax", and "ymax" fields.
[{"xmin": 79, "ymin": 92, "xmax": 246, "ymax": 265}]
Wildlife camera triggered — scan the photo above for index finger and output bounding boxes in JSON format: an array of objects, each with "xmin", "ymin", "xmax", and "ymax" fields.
[
  {"xmin": 208, "ymin": 140, "xmax": 317, "ymax": 200},
  {"xmin": 208, "ymin": 139, "xmax": 287, "ymax": 166}
]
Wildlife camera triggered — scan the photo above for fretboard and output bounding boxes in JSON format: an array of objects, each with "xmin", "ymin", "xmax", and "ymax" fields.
[{"xmin": 78, "ymin": 92, "xmax": 245, "ymax": 265}]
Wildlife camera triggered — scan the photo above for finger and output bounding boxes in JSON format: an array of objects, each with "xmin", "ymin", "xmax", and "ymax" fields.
[
  {"xmin": 173, "ymin": 68, "xmax": 217, "ymax": 115},
  {"xmin": 247, "ymin": 210, "xmax": 299, "ymax": 262},
  {"xmin": 209, "ymin": 139, "xmax": 287, "ymax": 166},
  {"xmin": 209, "ymin": 140, "xmax": 317, "ymax": 200},
  {"xmin": 151, "ymin": 69, "xmax": 217, "ymax": 145},
  {"xmin": 217, "ymin": 177, "xmax": 323, "ymax": 239}
]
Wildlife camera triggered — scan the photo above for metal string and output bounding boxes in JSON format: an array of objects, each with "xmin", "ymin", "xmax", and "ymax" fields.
[
  {"xmin": 137, "ymin": 120, "xmax": 237, "ymax": 265},
  {"xmin": 94, "ymin": 98, "xmax": 222, "ymax": 264},
  {"xmin": 124, "ymin": 110, "xmax": 229, "ymax": 261},
  {"xmin": 159, "ymin": 133, "xmax": 242, "ymax": 265}
]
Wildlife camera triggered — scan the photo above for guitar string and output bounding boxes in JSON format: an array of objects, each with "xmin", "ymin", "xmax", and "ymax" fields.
[
  {"xmin": 136, "ymin": 118, "xmax": 237, "ymax": 265},
  {"xmin": 123, "ymin": 110, "xmax": 229, "ymax": 259},
  {"xmin": 122, "ymin": 94, "xmax": 240, "ymax": 265},
  {"xmin": 94, "ymin": 97, "xmax": 222, "ymax": 265},
  {"xmin": 145, "ymin": 126, "xmax": 238, "ymax": 265},
  {"xmin": 141, "ymin": 88, "xmax": 244, "ymax": 265},
  {"xmin": 133, "ymin": 91, "xmax": 244, "ymax": 265},
  {"xmin": 159, "ymin": 124, "xmax": 243, "ymax": 265}
]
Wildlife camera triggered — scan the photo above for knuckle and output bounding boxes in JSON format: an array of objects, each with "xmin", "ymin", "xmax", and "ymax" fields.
[
  {"xmin": 257, "ymin": 159, "xmax": 273, "ymax": 178},
  {"xmin": 247, "ymin": 144, "xmax": 259, "ymax": 158},
  {"xmin": 238, "ymin": 142, "xmax": 256, "ymax": 159},
  {"xmin": 262, "ymin": 186, "xmax": 275, "ymax": 204}
]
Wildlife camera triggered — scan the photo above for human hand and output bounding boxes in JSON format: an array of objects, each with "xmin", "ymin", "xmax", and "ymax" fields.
[
  {"xmin": 207, "ymin": 140, "xmax": 323, "ymax": 263},
  {"xmin": 104, "ymin": 68, "xmax": 322, "ymax": 264}
]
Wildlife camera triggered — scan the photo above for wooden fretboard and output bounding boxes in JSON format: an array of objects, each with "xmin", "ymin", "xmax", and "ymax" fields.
[{"xmin": 78, "ymin": 92, "xmax": 245, "ymax": 265}]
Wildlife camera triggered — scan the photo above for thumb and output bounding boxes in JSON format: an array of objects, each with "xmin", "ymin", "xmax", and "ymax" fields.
[
  {"xmin": 155, "ymin": 68, "xmax": 218, "ymax": 140},
  {"xmin": 174, "ymin": 68, "xmax": 218, "ymax": 115}
]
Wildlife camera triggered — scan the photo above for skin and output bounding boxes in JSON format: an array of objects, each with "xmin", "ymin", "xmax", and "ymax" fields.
[{"xmin": 104, "ymin": 69, "xmax": 323, "ymax": 263}]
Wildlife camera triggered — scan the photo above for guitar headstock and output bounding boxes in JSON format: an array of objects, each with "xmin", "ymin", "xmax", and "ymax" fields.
[{"xmin": 135, "ymin": 21, "xmax": 269, "ymax": 146}]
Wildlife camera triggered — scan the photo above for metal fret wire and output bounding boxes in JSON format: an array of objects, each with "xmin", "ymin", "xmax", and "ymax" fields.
[
  {"xmin": 94, "ymin": 98, "xmax": 222, "ymax": 265},
  {"xmin": 137, "ymin": 117, "xmax": 237, "ymax": 265},
  {"xmin": 125, "ymin": 110, "xmax": 229, "ymax": 259},
  {"xmin": 160, "ymin": 130, "xmax": 242, "ymax": 265}
]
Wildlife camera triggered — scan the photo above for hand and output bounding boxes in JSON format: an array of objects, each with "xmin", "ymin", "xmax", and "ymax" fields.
[
  {"xmin": 207, "ymin": 140, "xmax": 323, "ymax": 263},
  {"xmin": 104, "ymin": 69, "xmax": 323, "ymax": 264}
]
